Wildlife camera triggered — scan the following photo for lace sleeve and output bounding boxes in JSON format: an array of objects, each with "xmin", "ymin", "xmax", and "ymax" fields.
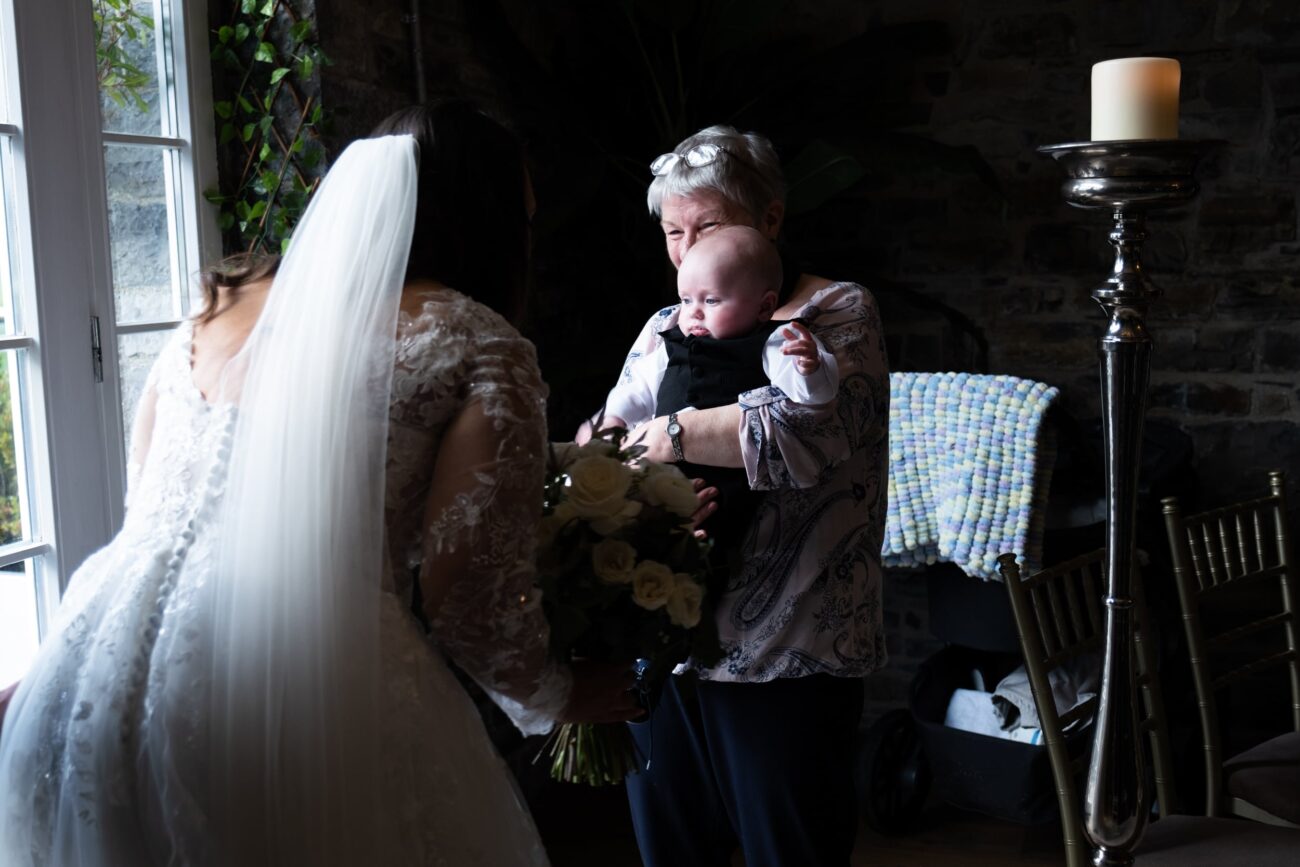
[
  {"xmin": 420, "ymin": 330, "xmax": 572, "ymax": 736},
  {"xmin": 740, "ymin": 284, "xmax": 887, "ymax": 489}
]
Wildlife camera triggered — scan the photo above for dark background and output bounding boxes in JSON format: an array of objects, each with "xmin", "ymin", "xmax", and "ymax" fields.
[{"xmin": 211, "ymin": 0, "xmax": 1300, "ymax": 847}]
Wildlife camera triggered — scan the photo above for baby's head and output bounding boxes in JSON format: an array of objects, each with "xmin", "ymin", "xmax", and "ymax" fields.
[{"xmin": 676, "ymin": 226, "xmax": 782, "ymax": 340}]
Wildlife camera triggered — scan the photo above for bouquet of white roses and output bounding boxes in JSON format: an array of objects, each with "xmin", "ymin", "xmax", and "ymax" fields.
[{"xmin": 536, "ymin": 427, "xmax": 719, "ymax": 786}]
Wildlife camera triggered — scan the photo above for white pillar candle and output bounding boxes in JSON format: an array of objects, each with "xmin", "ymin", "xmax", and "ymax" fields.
[{"xmin": 1091, "ymin": 57, "xmax": 1181, "ymax": 141}]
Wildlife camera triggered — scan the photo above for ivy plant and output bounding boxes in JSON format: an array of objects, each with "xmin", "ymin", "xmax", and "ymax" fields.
[
  {"xmin": 206, "ymin": 0, "xmax": 329, "ymax": 255},
  {"xmin": 93, "ymin": 0, "xmax": 154, "ymax": 110}
]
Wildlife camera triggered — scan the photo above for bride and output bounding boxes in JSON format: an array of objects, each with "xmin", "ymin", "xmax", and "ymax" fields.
[{"xmin": 0, "ymin": 101, "xmax": 636, "ymax": 865}]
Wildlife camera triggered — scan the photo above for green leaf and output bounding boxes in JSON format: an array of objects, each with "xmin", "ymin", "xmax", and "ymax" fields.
[
  {"xmin": 219, "ymin": 122, "xmax": 236, "ymax": 145},
  {"xmin": 213, "ymin": 100, "xmax": 233, "ymax": 119},
  {"xmin": 234, "ymin": 22, "xmax": 251, "ymax": 43},
  {"xmin": 298, "ymin": 56, "xmax": 314, "ymax": 79},
  {"xmin": 280, "ymin": 237, "xmax": 291, "ymax": 255},
  {"xmin": 289, "ymin": 137, "xmax": 303, "ymax": 153},
  {"xmin": 248, "ymin": 200, "xmax": 268, "ymax": 220},
  {"xmin": 309, "ymin": 104, "xmax": 322, "ymax": 124},
  {"xmin": 202, "ymin": 187, "xmax": 226, "ymax": 204},
  {"xmin": 260, "ymin": 0, "xmax": 275, "ymax": 15},
  {"xmin": 218, "ymin": 211, "xmax": 235, "ymax": 231},
  {"xmin": 290, "ymin": 21, "xmax": 312, "ymax": 43},
  {"xmin": 258, "ymin": 144, "xmax": 272, "ymax": 164},
  {"xmin": 258, "ymin": 115, "xmax": 273, "ymax": 134},
  {"xmin": 235, "ymin": 201, "xmax": 251, "ymax": 221},
  {"xmin": 240, "ymin": 0, "xmax": 257, "ymax": 13},
  {"xmin": 241, "ymin": 122, "xmax": 256, "ymax": 142},
  {"xmin": 269, "ymin": 67, "xmax": 289, "ymax": 85},
  {"xmin": 237, "ymin": 95, "xmax": 255, "ymax": 114},
  {"xmin": 260, "ymin": 170, "xmax": 278, "ymax": 191},
  {"xmin": 254, "ymin": 41, "xmax": 275, "ymax": 63}
]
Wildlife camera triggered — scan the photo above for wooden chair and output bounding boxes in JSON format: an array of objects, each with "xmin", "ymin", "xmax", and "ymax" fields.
[
  {"xmin": 999, "ymin": 549, "xmax": 1300, "ymax": 866},
  {"xmin": 1162, "ymin": 470, "xmax": 1300, "ymax": 828}
]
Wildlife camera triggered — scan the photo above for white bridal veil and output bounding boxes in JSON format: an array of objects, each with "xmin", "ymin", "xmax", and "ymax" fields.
[{"xmin": 207, "ymin": 134, "xmax": 418, "ymax": 864}]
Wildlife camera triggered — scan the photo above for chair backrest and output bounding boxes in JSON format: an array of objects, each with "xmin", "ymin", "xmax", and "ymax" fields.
[
  {"xmin": 998, "ymin": 550, "xmax": 1178, "ymax": 867},
  {"xmin": 1161, "ymin": 469, "xmax": 1300, "ymax": 817}
]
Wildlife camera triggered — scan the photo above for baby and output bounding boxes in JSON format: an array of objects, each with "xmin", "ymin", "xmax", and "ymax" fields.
[{"xmin": 597, "ymin": 225, "xmax": 838, "ymax": 546}]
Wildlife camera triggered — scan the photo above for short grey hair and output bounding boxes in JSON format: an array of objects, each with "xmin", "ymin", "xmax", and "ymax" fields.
[{"xmin": 646, "ymin": 125, "xmax": 785, "ymax": 224}]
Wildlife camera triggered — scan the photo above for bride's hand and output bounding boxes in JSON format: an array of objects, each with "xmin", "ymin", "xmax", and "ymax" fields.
[{"xmin": 558, "ymin": 660, "xmax": 642, "ymax": 724}]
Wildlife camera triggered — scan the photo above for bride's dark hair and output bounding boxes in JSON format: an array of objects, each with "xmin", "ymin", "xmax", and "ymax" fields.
[
  {"xmin": 369, "ymin": 100, "xmax": 530, "ymax": 323},
  {"xmin": 197, "ymin": 98, "xmax": 530, "ymax": 323}
]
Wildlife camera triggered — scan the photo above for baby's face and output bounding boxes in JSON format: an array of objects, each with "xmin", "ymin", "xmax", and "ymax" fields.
[{"xmin": 676, "ymin": 252, "xmax": 774, "ymax": 340}]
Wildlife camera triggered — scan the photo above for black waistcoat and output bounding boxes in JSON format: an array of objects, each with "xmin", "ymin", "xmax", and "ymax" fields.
[{"xmin": 655, "ymin": 320, "xmax": 787, "ymax": 416}]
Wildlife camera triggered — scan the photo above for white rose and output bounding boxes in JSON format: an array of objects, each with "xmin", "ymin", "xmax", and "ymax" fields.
[
  {"xmin": 588, "ymin": 499, "xmax": 642, "ymax": 536},
  {"xmin": 565, "ymin": 455, "xmax": 634, "ymax": 522},
  {"xmin": 631, "ymin": 560, "xmax": 675, "ymax": 610},
  {"xmin": 640, "ymin": 464, "xmax": 700, "ymax": 518},
  {"xmin": 549, "ymin": 439, "xmax": 617, "ymax": 473},
  {"xmin": 666, "ymin": 575, "xmax": 704, "ymax": 628},
  {"xmin": 591, "ymin": 539, "xmax": 637, "ymax": 584}
]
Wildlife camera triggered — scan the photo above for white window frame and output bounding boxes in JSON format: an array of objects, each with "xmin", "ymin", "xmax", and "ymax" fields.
[{"xmin": 2, "ymin": 0, "xmax": 218, "ymax": 629}]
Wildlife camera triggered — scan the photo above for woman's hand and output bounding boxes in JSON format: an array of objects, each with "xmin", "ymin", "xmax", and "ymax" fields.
[
  {"xmin": 558, "ymin": 660, "xmax": 642, "ymax": 724},
  {"xmin": 633, "ymin": 416, "xmax": 676, "ymax": 463},
  {"xmin": 690, "ymin": 478, "xmax": 719, "ymax": 535}
]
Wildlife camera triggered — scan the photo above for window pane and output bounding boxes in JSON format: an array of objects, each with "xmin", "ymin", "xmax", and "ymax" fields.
[
  {"xmin": 95, "ymin": 0, "xmax": 164, "ymax": 136},
  {"xmin": 119, "ymin": 328, "xmax": 172, "ymax": 440},
  {"xmin": 0, "ymin": 559, "xmax": 38, "ymax": 685},
  {"xmin": 0, "ymin": 135, "xmax": 16, "ymax": 337},
  {"xmin": 105, "ymin": 143, "xmax": 182, "ymax": 323},
  {"xmin": 0, "ymin": 350, "xmax": 30, "ymax": 546},
  {"xmin": 0, "ymin": 14, "xmax": 10, "ymax": 125}
]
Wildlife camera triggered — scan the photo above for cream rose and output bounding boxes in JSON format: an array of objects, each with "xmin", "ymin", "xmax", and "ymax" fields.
[
  {"xmin": 666, "ymin": 575, "xmax": 704, "ymax": 628},
  {"xmin": 591, "ymin": 539, "xmax": 637, "ymax": 584},
  {"xmin": 640, "ymin": 464, "xmax": 700, "ymax": 518},
  {"xmin": 565, "ymin": 455, "xmax": 634, "ymax": 521},
  {"xmin": 631, "ymin": 560, "xmax": 675, "ymax": 610}
]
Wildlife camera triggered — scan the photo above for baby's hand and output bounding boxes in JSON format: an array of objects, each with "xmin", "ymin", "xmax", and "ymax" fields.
[{"xmin": 781, "ymin": 323, "xmax": 821, "ymax": 376}]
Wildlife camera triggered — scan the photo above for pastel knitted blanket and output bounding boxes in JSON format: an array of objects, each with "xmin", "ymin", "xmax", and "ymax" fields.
[{"xmin": 883, "ymin": 372, "xmax": 1059, "ymax": 580}]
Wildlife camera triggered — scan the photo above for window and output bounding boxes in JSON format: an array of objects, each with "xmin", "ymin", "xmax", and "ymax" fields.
[{"xmin": 0, "ymin": 0, "xmax": 217, "ymax": 685}]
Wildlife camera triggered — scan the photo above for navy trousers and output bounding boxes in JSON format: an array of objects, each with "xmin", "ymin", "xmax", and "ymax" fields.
[{"xmin": 625, "ymin": 672, "xmax": 863, "ymax": 867}]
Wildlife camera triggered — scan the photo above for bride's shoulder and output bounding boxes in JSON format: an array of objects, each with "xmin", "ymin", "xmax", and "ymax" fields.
[{"xmin": 397, "ymin": 286, "xmax": 536, "ymax": 380}]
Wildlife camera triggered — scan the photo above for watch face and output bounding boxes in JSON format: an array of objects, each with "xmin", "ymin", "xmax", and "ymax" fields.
[{"xmin": 667, "ymin": 422, "xmax": 682, "ymax": 436}]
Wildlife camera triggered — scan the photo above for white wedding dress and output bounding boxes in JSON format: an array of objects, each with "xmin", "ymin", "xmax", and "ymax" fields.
[{"xmin": 0, "ymin": 287, "xmax": 567, "ymax": 865}]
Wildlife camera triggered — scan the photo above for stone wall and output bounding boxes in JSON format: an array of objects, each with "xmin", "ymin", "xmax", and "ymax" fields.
[{"xmin": 296, "ymin": 0, "xmax": 1300, "ymax": 719}]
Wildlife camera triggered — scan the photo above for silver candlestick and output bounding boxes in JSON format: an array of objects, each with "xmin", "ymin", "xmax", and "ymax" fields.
[{"xmin": 1038, "ymin": 139, "xmax": 1218, "ymax": 866}]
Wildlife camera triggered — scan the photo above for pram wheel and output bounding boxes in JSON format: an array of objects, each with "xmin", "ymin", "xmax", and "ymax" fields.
[{"xmin": 857, "ymin": 708, "xmax": 930, "ymax": 835}]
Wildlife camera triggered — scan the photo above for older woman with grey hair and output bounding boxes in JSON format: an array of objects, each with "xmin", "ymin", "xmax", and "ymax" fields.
[{"xmin": 580, "ymin": 124, "xmax": 890, "ymax": 867}]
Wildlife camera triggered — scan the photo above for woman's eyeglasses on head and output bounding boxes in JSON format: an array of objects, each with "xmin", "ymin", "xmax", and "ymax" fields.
[{"xmin": 650, "ymin": 143, "xmax": 747, "ymax": 177}]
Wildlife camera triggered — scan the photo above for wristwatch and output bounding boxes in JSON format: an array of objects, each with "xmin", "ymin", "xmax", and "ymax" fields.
[{"xmin": 666, "ymin": 413, "xmax": 685, "ymax": 462}]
